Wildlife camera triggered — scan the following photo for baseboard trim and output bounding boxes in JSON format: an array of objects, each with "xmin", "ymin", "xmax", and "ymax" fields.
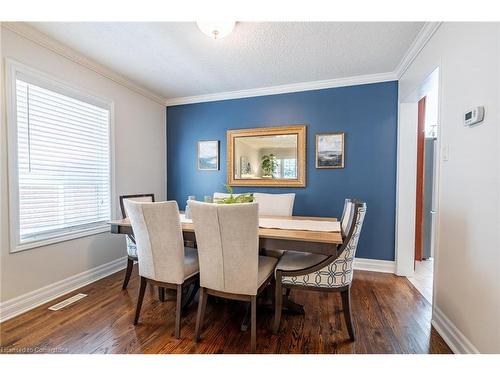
[
  {"xmin": 432, "ymin": 306, "xmax": 480, "ymax": 354},
  {"xmin": 0, "ymin": 256, "xmax": 127, "ymax": 323},
  {"xmin": 0, "ymin": 256, "xmax": 393, "ymax": 322},
  {"xmin": 353, "ymin": 257, "xmax": 396, "ymax": 274}
]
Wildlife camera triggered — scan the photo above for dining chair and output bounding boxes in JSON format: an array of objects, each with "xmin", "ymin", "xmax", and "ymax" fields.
[
  {"xmin": 213, "ymin": 192, "xmax": 295, "ymax": 217},
  {"xmin": 253, "ymin": 192, "xmax": 295, "ymax": 258},
  {"xmin": 213, "ymin": 192, "xmax": 243, "ymax": 199},
  {"xmin": 189, "ymin": 201, "xmax": 278, "ymax": 353},
  {"xmin": 119, "ymin": 193, "xmax": 155, "ymax": 289},
  {"xmin": 340, "ymin": 198, "xmax": 354, "ymax": 236},
  {"xmin": 253, "ymin": 192, "xmax": 295, "ymax": 216},
  {"xmin": 124, "ymin": 200, "xmax": 199, "ymax": 339},
  {"xmin": 273, "ymin": 200, "xmax": 367, "ymax": 341}
]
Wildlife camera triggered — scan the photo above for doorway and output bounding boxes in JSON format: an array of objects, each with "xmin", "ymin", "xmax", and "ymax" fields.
[{"xmin": 406, "ymin": 69, "xmax": 439, "ymax": 303}]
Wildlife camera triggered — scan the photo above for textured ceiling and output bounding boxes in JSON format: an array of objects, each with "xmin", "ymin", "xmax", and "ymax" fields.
[{"xmin": 29, "ymin": 22, "xmax": 424, "ymax": 100}]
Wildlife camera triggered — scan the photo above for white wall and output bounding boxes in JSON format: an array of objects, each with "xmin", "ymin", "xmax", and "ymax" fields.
[
  {"xmin": 0, "ymin": 26, "xmax": 166, "ymax": 303},
  {"xmin": 399, "ymin": 22, "xmax": 500, "ymax": 353}
]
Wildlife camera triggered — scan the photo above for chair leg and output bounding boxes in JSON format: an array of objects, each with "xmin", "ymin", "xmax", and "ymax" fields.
[
  {"xmin": 250, "ymin": 296, "xmax": 257, "ymax": 353},
  {"xmin": 194, "ymin": 287, "xmax": 208, "ymax": 342},
  {"xmin": 341, "ymin": 288, "xmax": 355, "ymax": 341},
  {"xmin": 174, "ymin": 284, "xmax": 183, "ymax": 338},
  {"xmin": 122, "ymin": 257, "xmax": 134, "ymax": 290},
  {"xmin": 273, "ymin": 274, "xmax": 283, "ymax": 334},
  {"xmin": 158, "ymin": 287, "xmax": 165, "ymax": 302},
  {"xmin": 134, "ymin": 277, "xmax": 147, "ymax": 325}
]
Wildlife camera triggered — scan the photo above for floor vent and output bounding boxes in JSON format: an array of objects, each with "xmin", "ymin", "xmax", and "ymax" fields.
[{"xmin": 48, "ymin": 293, "xmax": 88, "ymax": 311}]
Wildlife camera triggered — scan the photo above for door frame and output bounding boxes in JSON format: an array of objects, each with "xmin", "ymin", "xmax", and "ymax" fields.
[
  {"xmin": 414, "ymin": 96, "xmax": 427, "ymax": 263},
  {"xmin": 395, "ymin": 67, "xmax": 441, "ymax": 282}
]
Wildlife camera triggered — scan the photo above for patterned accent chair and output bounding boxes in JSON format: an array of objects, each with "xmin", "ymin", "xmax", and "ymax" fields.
[
  {"xmin": 340, "ymin": 198, "xmax": 354, "ymax": 236},
  {"xmin": 119, "ymin": 194, "xmax": 155, "ymax": 289},
  {"xmin": 273, "ymin": 200, "xmax": 367, "ymax": 341},
  {"xmin": 125, "ymin": 200, "xmax": 199, "ymax": 339},
  {"xmin": 189, "ymin": 201, "xmax": 278, "ymax": 353}
]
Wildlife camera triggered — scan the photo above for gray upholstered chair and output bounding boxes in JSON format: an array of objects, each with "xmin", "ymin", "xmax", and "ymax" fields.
[
  {"xmin": 213, "ymin": 192, "xmax": 295, "ymax": 217},
  {"xmin": 119, "ymin": 193, "xmax": 155, "ymax": 289},
  {"xmin": 254, "ymin": 192, "xmax": 295, "ymax": 258},
  {"xmin": 124, "ymin": 200, "xmax": 199, "ymax": 339},
  {"xmin": 273, "ymin": 200, "xmax": 367, "ymax": 342},
  {"xmin": 189, "ymin": 201, "xmax": 278, "ymax": 353},
  {"xmin": 213, "ymin": 192, "xmax": 243, "ymax": 199},
  {"xmin": 253, "ymin": 192, "xmax": 295, "ymax": 216}
]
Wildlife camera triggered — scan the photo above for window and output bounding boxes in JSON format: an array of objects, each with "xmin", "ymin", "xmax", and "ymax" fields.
[
  {"xmin": 7, "ymin": 61, "xmax": 113, "ymax": 252},
  {"xmin": 282, "ymin": 158, "xmax": 297, "ymax": 179}
]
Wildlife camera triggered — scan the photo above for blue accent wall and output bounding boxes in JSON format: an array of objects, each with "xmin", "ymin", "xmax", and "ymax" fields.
[{"xmin": 167, "ymin": 81, "xmax": 398, "ymax": 261}]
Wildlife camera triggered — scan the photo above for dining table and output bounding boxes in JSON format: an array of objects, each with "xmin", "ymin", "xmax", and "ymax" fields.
[{"xmin": 109, "ymin": 213, "xmax": 343, "ymax": 329}]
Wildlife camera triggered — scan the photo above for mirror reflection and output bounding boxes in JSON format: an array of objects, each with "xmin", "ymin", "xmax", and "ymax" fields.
[{"xmin": 234, "ymin": 134, "xmax": 298, "ymax": 180}]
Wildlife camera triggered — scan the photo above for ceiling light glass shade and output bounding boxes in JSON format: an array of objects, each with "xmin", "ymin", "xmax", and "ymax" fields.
[{"xmin": 196, "ymin": 22, "xmax": 236, "ymax": 39}]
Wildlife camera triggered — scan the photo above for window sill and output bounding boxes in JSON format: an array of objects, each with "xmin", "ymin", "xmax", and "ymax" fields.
[{"xmin": 10, "ymin": 224, "xmax": 111, "ymax": 254}]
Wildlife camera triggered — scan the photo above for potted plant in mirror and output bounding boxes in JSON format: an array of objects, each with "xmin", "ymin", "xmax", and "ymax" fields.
[{"xmin": 261, "ymin": 153, "xmax": 277, "ymax": 178}]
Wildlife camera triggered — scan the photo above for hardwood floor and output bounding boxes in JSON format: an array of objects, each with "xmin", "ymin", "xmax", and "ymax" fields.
[{"xmin": 0, "ymin": 268, "xmax": 452, "ymax": 354}]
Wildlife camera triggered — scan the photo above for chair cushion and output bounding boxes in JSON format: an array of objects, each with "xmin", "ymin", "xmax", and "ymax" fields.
[
  {"xmin": 184, "ymin": 247, "xmax": 200, "ymax": 280},
  {"xmin": 276, "ymin": 251, "xmax": 328, "ymax": 274},
  {"xmin": 258, "ymin": 255, "xmax": 278, "ymax": 287},
  {"xmin": 265, "ymin": 249, "xmax": 287, "ymax": 258}
]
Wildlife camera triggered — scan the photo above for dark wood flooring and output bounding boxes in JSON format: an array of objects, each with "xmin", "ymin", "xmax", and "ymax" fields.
[{"xmin": 0, "ymin": 268, "xmax": 452, "ymax": 354}]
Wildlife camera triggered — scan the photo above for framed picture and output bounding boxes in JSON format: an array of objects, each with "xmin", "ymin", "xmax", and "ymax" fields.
[
  {"xmin": 197, "ymin": 140, "xmax": 220, "ymax": 170},
  {"xmin": 316, "ymin": 133, "xmax": 345, "ymax": 168}
]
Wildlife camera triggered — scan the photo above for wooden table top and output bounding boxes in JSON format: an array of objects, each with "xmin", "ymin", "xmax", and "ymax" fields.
[{"xmin": 109, "ymin": 215, "xmax": 342, "ymax": 245}]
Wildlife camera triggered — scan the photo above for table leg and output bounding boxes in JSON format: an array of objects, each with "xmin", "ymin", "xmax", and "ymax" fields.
[
  {"xmin": 240, "ymin": 303, "xmax": 250, "ymax": 332},
  {"xmin": 239, "ymin": 288, "xmax": 305, "ymax": 331}
]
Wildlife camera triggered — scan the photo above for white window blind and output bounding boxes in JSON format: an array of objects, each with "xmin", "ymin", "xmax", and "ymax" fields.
[{"xmin": 14, "ymin": 76, "xmax": 111, "ymax": 247}]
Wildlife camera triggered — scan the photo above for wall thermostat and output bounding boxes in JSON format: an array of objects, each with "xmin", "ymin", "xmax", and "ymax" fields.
[{"xmin": 464, "ymin": 106, "xmax": 485, "ymax": 127}]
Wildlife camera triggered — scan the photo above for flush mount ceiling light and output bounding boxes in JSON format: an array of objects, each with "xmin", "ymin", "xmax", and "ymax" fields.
[{"xmin": 196, "ymin": 21, "xmax": 236, "ymax": 40}]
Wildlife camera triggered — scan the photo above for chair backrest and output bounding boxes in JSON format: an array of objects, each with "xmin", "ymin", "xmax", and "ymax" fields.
[
  {"xmin": 333, "ymin": 201, "xmax": 367, "ymax": 286},
  {"xmin": 189, "ymin": 201, "xmax": 260, "ymax": 295},
  {"xmin": 120, "ymin": 193, "xmax": 155, "ymax": 219},
  {"xmin": 280, "ymin": 201, "xmax": 366, "ymax": 289},
  {"xmin": 124, "ymin": 200, "xmax": 186, "ymax": 284},
  {"xmin": 340, "ymin": 198, "xmax": 353, "ymax": 235},
  {"xmin": 253, "ymin": 192, "xmax": 295, "ymax": 216}
]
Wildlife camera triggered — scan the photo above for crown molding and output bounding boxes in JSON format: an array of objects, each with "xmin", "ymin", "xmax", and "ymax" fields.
[
  {"xmin": 1, "ymin": 22, "xmax": 167, "ymax": 105},
  {"xmin": 395, "ymin": 22, "xmax": 442, "ymax": 79},
  {"xmin": 165, "ymin": 71, "xmax": 397, "ymax": 106},
  {"xmin": 3, "ymin": 22, "xmax": 440, "ymax": 108}
]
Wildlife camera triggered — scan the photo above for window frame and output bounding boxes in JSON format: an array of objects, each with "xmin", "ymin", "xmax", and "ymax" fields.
[{"xmin": 6, "ymin": 59, "xmax": 116, "ymax": 253}]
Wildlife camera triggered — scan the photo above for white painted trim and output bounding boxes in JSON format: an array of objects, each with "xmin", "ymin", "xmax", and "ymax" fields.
[
  {"xmin": 432, "ymin": 306, "xmax": 480, "ymax": 354},
  {"xmin": 5, "ymin": 58, "xmax": 116, "ymax": 253},
  {"xmin": 165, "ymin": 72, "xmax": 397, "ymax": 106},
  {"xmin": 394, "ymin": 101, "xmax": 418, "ymax": 277},
  {"xmin": 353, "ymin": 257, "xmax": 396, "ymax": 274},
  {"xmin": 0, "ymin": 256, "xmax": 127, "ymax": 322},
  {"xmin": 3, "ymin": 21, "xmax": 438, "ymax": 107},
  {"xmin": 1, "ymin": 22, "xmax": 166, "ymax": 105},
  {"xmin": 395, "ymin": 22, "xmax": 442, "ymax": 78}
]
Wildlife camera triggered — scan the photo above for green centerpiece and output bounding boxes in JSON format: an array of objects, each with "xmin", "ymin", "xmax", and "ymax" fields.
[{"xmin": 214, "ymin": 185, "xmax": 254, "ymax": 204}]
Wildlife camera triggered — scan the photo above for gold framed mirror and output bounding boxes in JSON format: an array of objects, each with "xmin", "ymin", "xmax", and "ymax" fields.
[{"xmin": 227, "ymin": 125, "xmax": 306, "ymax": 187}]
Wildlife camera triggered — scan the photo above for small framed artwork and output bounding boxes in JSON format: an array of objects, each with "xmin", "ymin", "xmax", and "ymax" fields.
[
  {"xmin": 316, "ymin": 133, "xmax": 345, "ymax": 168},
  {"xmin": 198, "ymin": 140, "xmax": 220, "ymax": 170}
]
